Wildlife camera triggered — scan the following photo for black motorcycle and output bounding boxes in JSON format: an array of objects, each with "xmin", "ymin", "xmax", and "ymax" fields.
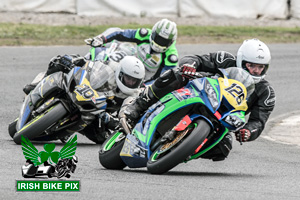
[{"xmin": 9, "ymin": 60, "xmax": 115, "ymax": 144}]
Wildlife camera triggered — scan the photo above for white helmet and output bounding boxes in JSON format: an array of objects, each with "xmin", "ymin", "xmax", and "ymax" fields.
[
  {"xmin": 236, "ymin": 38, "xmax": 271, "ymax": 83},
  {"xmin": 149, "ymin": 19, "xmax": 177, "ymax": 53},
  {"xmin": 115, "ymin": 56, "xmax": 145, "ymax": 95}
]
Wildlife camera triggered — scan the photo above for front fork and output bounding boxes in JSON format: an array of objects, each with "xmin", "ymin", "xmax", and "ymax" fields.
[
  {"xmin": 159, "ymin": 114, "xmax": 227, "ymax": 162},
  {"xmin": 161, "ymin": 115, "xmax": 193, "ymax": 143}
]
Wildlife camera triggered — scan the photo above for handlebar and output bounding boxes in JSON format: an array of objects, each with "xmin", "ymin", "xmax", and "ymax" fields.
[{"xmin": 178, "ymin": 71, "xmax": 214, "ymax": 79}]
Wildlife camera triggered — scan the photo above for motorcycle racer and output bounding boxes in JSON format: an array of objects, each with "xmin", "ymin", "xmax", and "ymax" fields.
[
  {"xmin": 23, "ymin": 55, "xmax": 145, "ymax": 143},
  {"xmin": 84, "ymin": 18, "xmax": 179, "ymax": 84},
  {"xmin": 122, "ymin": 38, "xmax": 276, "ymax": 161}
]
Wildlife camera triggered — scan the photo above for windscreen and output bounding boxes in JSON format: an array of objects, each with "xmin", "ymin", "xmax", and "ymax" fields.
[
  {"xmin": 222, "ymin": 67, "xmax": 255, "ymax": 99},
  {"xmin": 89, "ymin": 61, "xmax": 114, "ymax": 90}
]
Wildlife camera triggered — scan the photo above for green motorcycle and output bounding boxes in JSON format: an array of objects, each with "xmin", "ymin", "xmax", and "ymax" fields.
[{"xmin": 99, "ymin": 67, "xmax": 254, "ymax": 174}]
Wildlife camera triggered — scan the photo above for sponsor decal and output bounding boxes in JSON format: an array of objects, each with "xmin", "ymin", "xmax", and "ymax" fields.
[
  {"xmin": 264, "ymin": 86, "xmax": 276, "ymax": 106},
  {"xmin": 152, "ymin": 55, "xmax": 160, "ymax": 63},
  {"xmin": 216, "ymin": 51, "xmax": 235, "ymax": 64},
  {"xmin": 256, "ymin": 55, "xmax": 265, "ymax": 59}
]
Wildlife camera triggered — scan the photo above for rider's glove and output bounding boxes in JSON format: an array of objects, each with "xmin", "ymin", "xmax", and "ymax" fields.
[
  {"xmin": 84, "ymin": 35, "xmax": 105, "ymax": 47},
  {"xmin": 72, "ymin": 56, "xmax": 86, "ymax": 67},
  {"xmin": 47, "ymin": 55, "xmax": 74, "ymax": 75},
  {"xmin": 59, "ymin": 55, "xmax": 73, "ymax": 68},
  {"xmin": 180, "ymin": 62, "xmax": 197, "ymax": 79},
  {"xmin": 235, "ymin": 129, "xmax": 251, "ymax": 142}
]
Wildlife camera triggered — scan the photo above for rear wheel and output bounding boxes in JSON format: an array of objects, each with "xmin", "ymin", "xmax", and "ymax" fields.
[
  {"xmin": 99, "ymin": 131, "xmax": 126, "ymax": 170},
  {"xmin": 13, "ymin": 103, "xmax": 68, "ymax": 144},
  {"xmin": 147, "ymin": 119, "xmax": 211, "ymax": 174}
]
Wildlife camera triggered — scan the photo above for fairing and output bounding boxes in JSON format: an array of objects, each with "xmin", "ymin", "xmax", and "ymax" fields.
[{"xmin": 120, "ymin": 75, "xmax": 249, "ymax": 167}]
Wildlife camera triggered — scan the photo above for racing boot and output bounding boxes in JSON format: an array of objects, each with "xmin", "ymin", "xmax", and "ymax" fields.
[
  {"xmin": 201, "ymin": 133, "xmax": 233, "ymax": 161},
  {"xmin": 124, "ymin": 86, "xmax": 158, "ymax": 127},
  {"xmin": 99, "ymin": 112, "xmax": 120, "ymax": 130}
]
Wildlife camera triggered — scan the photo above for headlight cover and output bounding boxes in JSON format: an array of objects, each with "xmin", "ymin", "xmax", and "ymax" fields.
[{"xmin": 205, "ymin": 80, "xmax": 219, "ymax": 110}]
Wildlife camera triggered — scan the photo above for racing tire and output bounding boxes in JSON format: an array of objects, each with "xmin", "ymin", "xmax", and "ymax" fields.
[
  {"xmin": 8, "ymin": 119, "xmax": 18, "ymax": 138},
  {"xmin": 99, "ymin": 131, "xmax": 126, "ymax": 170},
  {"xmin": 147, "ymin": 119, "xmax": 211, "ymax": 174},
  {"xmin": 13, "ymin": 103, "xmax": 68, "ymax": 144}
]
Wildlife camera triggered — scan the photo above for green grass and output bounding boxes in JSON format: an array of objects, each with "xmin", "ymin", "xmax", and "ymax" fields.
[
  {"xmin": 0, "ymin": 23, "xmax": 299, "ymax": 46},
  {"xmin": 177, "ymin": 26, "xmax": 300, "ymax": 43}
]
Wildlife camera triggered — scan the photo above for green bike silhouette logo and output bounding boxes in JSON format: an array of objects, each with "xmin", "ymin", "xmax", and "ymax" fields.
[{"xmin": 21, "ymin": 135, "xmax": 78, "ymax": 179}]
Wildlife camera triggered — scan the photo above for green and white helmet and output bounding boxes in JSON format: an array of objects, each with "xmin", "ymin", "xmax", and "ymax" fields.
[{"xmin": 149, "ymin": 19, "xmax": 177, "ymax": 53}]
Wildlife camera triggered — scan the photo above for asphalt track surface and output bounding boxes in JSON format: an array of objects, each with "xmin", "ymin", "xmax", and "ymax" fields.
[{"xmin": 1, "ymin": 44, "xmax": 300, "ymax": 199}]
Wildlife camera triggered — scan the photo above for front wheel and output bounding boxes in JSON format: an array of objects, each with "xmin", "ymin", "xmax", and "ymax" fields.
[
  {"xmin": 13, "ymin": 103, "xmax": 68, "ymax": 144},
  {"xmin": 99, "ymin": 131, "xmax": 126, "ymax": 170},
  {"xmin": 147, "ymin": 119, "xmax": 211, "ymax": 174},
  {"xmin": 8, "ymin": 119, "xmax": 18, "ymax": 138}
]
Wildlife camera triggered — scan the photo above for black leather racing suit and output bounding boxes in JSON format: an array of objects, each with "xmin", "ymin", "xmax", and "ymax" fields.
[{"xmin": 151, "ymin": 51, "xmax": 276, "ymax": 141}]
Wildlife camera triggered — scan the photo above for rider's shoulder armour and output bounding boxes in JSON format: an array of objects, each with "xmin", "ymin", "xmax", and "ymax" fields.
[
  {"xmin": 138, "ymin": 28, "xmax": 149, "ymax": 37},
  {"xmin": 167, "ymin": 54, "xmax": 178, "ymax": 64}
]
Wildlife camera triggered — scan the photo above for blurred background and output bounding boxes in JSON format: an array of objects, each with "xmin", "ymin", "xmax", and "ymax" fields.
[
  {"xmin": 0, "ymin": 0, "xmax": 299, "ymax": 45},
  {"xmin": 0, "ymin": 0, "xmax": 299, "ymax": 19}
]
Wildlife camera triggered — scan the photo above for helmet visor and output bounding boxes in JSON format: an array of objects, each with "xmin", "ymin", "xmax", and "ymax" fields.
[
  {"xmin": 243, "ymin": 62, "xmax": 269, "ymax": 77},
  {"xmin": 119, "ymin": 72, "xmax": 143, "ymax": 89},
  {"xmin": 151, "ymin": 32, "xmax": 173, "ymax": 48}
]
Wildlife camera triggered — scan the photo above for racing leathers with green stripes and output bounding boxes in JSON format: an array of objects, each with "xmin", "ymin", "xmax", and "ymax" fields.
[{"xmin": 92, "ymin": 27, "xmax": 179, "ymax": 84}]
